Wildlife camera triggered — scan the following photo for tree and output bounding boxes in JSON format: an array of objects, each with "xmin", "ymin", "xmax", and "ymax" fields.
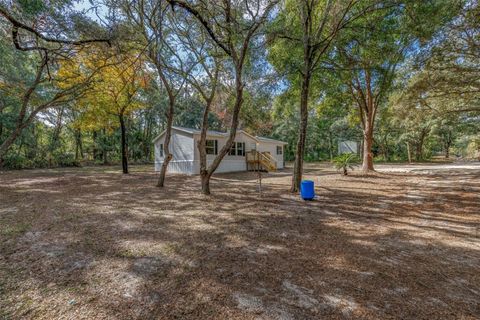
[
  {"xmin": 168, "ymin": 0, "xmax": 279, "ymax": 195},
  {"xmin": 397, "ymin": 1, "xmax": 479, "ymax": 116},
  {"xmin": 69, "ymin": 50, "xmax": 148, "ymax": 173},
  {"xmin": 121, "ymin": 0, "xmax": 194, "ymax": 186},
  {"xmin": 0, "ymin": 2, "xmax": 111, "ymax": 165},
  {"xmin": 269, "ymin": 0, "xmax": 383, "ymax": 191},
  {"xmin": 332, "ymin": 0, "xmax": 458, "ymax": 172}
]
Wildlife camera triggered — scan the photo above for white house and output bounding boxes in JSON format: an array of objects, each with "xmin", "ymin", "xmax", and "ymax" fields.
[{"xmin": 153, "ymin": 126, "xmax": 287, "ymax": 175}]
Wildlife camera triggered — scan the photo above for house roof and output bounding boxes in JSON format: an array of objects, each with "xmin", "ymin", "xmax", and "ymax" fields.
[
  {"xmin": 256, "ymin": 136, "xmax": 288, "ymax": 145},
  {"xmin": 152, "ymin": 126, "xmax": 287, "ymax": 145}
]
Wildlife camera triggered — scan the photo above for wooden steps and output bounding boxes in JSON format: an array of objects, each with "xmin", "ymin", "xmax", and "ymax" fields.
[{"xmin": 246, "ymin": 150, "xmax": 277, "ymax": 172}]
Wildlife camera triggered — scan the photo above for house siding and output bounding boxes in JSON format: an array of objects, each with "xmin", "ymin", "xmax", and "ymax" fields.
[
  {"xmin": 154, "ymin": 130, "xmax": 195, "ymax": 173},
  {"xmin": 257, "ymin": 142, "xmax": 285, "ymax": 169}
]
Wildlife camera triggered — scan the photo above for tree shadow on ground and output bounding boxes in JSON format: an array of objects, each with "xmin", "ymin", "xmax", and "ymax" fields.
[{"xmin": 0, "ymin": 166, "xmax": 479, "ymax": 319}]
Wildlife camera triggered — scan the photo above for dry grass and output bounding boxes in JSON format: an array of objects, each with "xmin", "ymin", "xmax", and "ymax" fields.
[{"xmin": 0, "ymin": 163, "xmax": 479, "ymax": 319}]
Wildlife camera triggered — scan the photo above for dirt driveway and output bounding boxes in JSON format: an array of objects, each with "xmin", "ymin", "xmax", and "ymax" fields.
[{"xmin": 1, "ymin": 163, "xmax": 479, "ymax": 319}]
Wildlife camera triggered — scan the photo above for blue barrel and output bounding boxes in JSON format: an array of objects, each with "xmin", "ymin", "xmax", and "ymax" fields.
[{"xmin": 300, "ymin": 180, "xmax": 315, "ymax": 200}]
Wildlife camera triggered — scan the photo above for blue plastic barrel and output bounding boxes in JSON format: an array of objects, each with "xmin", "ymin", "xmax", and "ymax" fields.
[{"xmin": 300, "ymin": 180, "xmax": 315, "ymax": 200}]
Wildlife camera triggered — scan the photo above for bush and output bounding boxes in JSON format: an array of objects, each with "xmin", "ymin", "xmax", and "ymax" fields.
[
  {"xmin": 2, "ymin": 153, "xmax": 31, "ymax": 170},
  {"xmin": 53, "ymin": 152, "xmax": 80, "ymax": 167}
]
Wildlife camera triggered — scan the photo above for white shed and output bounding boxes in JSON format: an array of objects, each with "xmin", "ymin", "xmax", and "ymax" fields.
[
  {"xmin": 153, "ymin": 126, "xmax": 287, "ymax": 175},
  {"xmin": 338, "ymin": 140, "xmax": 359, "ymax": 155}
]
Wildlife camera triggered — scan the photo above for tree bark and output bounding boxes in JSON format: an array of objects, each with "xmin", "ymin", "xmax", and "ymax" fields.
[
  {"xmin": 119, "ymin": 114, "xmax": 128, "ymax": 174},
  {"xmin": 362, "ymin": 121, "xmax": 374, "ymax": 172},
  {"xmin": 406, "ymin": 142, "xmax": 412, "ymax": 163},
  {"xmin": 199, "ymin": 68, "xmax": 243, "ymax": 194},
  {"xmin": 291, "ymin": 67, "xmax": 311, "ymax": 192},
  {"xmin": 156, "ymin": 97, "xmax": 174, "ymax": 187},
  {"xmin": 102, "ymin": 127, "xmax": 108, "ymax": 165},
  {"xmin": 198, "ymin": 96, "xmax": 211, "ymax": 195},
  {"xmin": 444, "ymin": 133, "xmax": 452, "ymax": 159},
  {"xmin": 200, "ymin": 172, "xmax": 212, "ymax": 195},
  {"xmin": 75, "ymin": 129, "xmax": 83, "ymax": 161},
  {"xmin": 415, "ymin": 131, "xmax": 426, "ymax": 161}
]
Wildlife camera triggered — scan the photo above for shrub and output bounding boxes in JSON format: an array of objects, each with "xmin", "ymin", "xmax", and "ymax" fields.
[
  {"xmin": 333, "ymin": 153, "xmax": 360, "ymax": 175},
  {"xmin": 2, "ymin": 153, "xmax": 30, "ymax": 170},
  {"xmin": 52, "ymin": 152, "xmax": 81, "ymax": 167}
]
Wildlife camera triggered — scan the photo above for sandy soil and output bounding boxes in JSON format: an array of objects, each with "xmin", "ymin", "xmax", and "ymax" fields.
[{"xmin": 0, "ymin": 163, "xmax": 479, "ymax": 319}]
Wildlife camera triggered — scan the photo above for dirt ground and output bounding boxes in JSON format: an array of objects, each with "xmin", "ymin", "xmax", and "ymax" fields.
[{"xmin": 1, "ymin": 162, "xmax": 479, "ymax": 320}]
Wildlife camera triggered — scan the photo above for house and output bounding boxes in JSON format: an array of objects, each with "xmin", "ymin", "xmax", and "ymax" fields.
[{"xmin": 153, "ymin": 126, "xmax": 287, "ymax": 175}]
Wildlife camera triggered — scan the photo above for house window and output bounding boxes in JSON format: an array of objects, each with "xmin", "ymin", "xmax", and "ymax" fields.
[
  {"xmin": 276, "ymin": 146, "xmax": 283, "ymax": 155},
  {"xmin": 159, "ymin": 144, "xmax": 164, "ymax": 157},
  {"xmin": 237, "ymin": 142, "xmax": 245, "ymax": 156},
  {"xmin": 229, "ymin": 143, "xmax": 236, "ymax": 156},
  {"xmin": 229, "ymin": 142, "xmax": 246, "ymax": 156},
  {"xmin": 250, "ymin": 143, "xmax": 257, "ymax": 151},
  {"xmin": 206, "ymin": 140, "xmax": 218, "ymax": 155}
]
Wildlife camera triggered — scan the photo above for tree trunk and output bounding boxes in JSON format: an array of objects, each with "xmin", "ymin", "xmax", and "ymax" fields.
[
  {"xmin": 200, "ymin": 172, "xmax": 211, "ymax": 195},
  {"xmin": 328, "ymin": 131, "xmax": 333, "ymax": 161},
  {"xmin": 406, "ymin": 142, "xmax": 412, "ymax": 163},
  {"xmin": 444, "ymin": 135, "xmax": 451, "ymax": 159},
  {"xmin": 415, "ymin": 133, "xmax": 425, "ymax": 162},
  {"xmin": 157, "ymin": 99, "xmax": 174, "ymax": 187},
  {"xmin": 92, "ymin": 131, "xmax": 99, "ymax": 161},
  {"xmin": 362, "ymin": 119, "xmax": 374, "ymax": 172},
  {"xmin": 198, "ymin": 68, "xmax": 243, "ymax": 195},
  {"xmin": 198, "ymin": 97, "xmax": 211, "ymax": 195},
  {"xmin": 75, "ymin": 129, "xmax": 83, "ymax": 160},
  {"xmin": 291, "ymin": 66, "xmax": 311, "ymax": 193},
  {"xmin": 102, "ymin": 127, "xmax": 108, "ymax": 165},
  {"xmin": 119, "ymin": 114, "xmax": 128, "ymax": 174}
]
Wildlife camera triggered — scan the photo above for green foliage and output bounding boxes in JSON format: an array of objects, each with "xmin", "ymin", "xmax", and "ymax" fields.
[
  {"xmin": 0, "ymin": 0, "xmax": 478, "ymax": 172},
  {"xmin": 333, "ymin": 153, "xmax": 360, "ymax": 175}
]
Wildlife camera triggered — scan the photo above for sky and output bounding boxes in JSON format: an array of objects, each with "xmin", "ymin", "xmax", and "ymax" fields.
[{"xmin": 72, "ymin": 0, "xmax": 108, "ymax": 23}]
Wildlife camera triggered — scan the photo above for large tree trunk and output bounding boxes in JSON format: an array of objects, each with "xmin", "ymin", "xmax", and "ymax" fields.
[
  {"xmin": 119, "ymin": 114, "xmax": 128, "ymax": 174},
  {"xmin": 291, "ymin": 64, "xmax": 311, "ymax": 193},
  {"xmin": 360, "ymin": 70, "xmax": 376, "ymax": 173},
  {"xmin": 362, "ymin": 121, "xmax": 374, "ymax": 172}
]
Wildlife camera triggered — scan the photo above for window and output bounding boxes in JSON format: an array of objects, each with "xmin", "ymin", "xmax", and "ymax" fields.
[
  {"xmin": 159, "ymin": 144, "xmax": 164, "ymax": 157},
  {"xmin": 250, "ymin": 143, "xmax": 257, "ymax": 151},
  {"xmin": 237, "ymin": 142, "xmax": 245, "ymax": 156},
  {"xmin": 276, "ymin": 146, "xmax": 283, "ymax": 155},
  {"xmin": 206, "ymin": 140, "xmax": 218, "ymax": 155},
  {"xmin": 229, "ymin": 142, "xmax": 246, "ymax": 156},
  {"xmin": 229, "ymin": 143, "xmax": 236, "ymax": 156}
]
